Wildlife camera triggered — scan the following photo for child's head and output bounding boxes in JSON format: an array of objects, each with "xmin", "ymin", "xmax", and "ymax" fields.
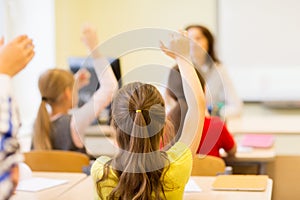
[
  {"xmin": 111, "ymin": 82, "xmax": 166, "ymax": 152},
  {"xmin": 38, "ymin": 69, "xmax": 76, "ymax": 108},
  {"xmin": 100, "ymin": 82, "xmax": 168, "ymax": 199},
  {"xmin": 33, "ymin": 69, "xmax": 75, "ymax": 150}
]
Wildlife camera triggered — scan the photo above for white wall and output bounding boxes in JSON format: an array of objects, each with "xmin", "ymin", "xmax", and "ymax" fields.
[
  {"xmin": 3, "ymin": 0, "xmax": 55, "ymax": 135},
  {"xmin": 218, "ymin": 0, "xmax": 300, "ymax": 102},
  {"xmin": 0, "ymin": 1, "xmax": 4, "ymax": 36}
]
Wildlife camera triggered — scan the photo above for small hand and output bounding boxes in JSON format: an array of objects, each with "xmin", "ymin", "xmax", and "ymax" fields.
[
  {"xmin": 160, "ymin": 32, "xmax": 190, "ymax": 60},
  {"xmin": 81, "ymin": 24, "xmax": 99, "ymax": 52},
  {"xmin": 74, "ymin": 68, "xmax": 91, "ymax": 89},
  {"xmin": 0, "ymin": 35, "xmax": 35, "ymax": 77},
  {"xmin": 160, "ymin": 40, "xmax": 176, "ymax": 59}
]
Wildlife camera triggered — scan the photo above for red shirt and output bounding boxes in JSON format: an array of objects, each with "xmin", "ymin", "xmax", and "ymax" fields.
[{"xmin": 197, "ymin": 116, "xmax": 235, "ymax": 157}]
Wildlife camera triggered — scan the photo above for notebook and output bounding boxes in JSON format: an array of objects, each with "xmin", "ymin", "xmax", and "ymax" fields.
[
  {"xmin": 16, "ymin": 177, "xmax": 68, "ymax": 192},
  {"xmin": 241, "ymin": 134, "xmax": 274, "ymax": 148},
  {"xmin": 184, "ymin": 178, "xmax": 202, "ymax": 193},
  {"xmin": 212, "ymin": 175, "xmax": 268, "ymax": 191}
]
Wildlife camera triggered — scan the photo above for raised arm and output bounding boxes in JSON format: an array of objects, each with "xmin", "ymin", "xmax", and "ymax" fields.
[
  {"xmin": 161, "ymin": 34, "xmax": 206, "ymax": 157},
  {"xmin": 70, "ymin": 25, "xmax": 118, "ymax": 148}
]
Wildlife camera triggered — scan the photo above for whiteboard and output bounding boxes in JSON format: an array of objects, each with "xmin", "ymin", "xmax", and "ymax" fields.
[{"xmin": 218, "ymin": 0, "xmax": 300, "ymax": 101}]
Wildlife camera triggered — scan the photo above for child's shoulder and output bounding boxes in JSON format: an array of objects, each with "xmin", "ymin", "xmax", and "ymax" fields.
[
  {"xmin": 91, "ymin": 156, "xmax": 112, "ymax": 180},
  {"xmin": 94, "ymin": 156, "xmax": 111, "ymax": 167}
]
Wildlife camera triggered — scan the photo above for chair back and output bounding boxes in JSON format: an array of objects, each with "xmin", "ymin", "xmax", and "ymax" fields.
[
  {"xmin": 24, "ymin": 150, "xmax": 90, "ymax": 173},
  {"xmin": 191, "ymin": 154, "xmax": 226, "ymax": 176}
]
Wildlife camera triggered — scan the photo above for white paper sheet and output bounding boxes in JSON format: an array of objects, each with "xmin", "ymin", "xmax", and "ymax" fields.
[
  {"xmin": 16, "ymin": 177, "xmax": 68, "ymax": 192},
  {"xmin": 184, "ymin": 178, "xmax": 202, "ymax": 193},
  {"xmin": 237, "ymin": 145, "xmax": 253, "ymax": 153}
]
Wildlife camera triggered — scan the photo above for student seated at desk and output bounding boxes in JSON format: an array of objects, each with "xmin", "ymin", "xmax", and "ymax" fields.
[
  {"xmin": 32, "ymin": 25, "xmax": 117, "ymax": 153},
  {"xmin": 91, "ymin": 34, "xmax": 206, "ymax": 199},
  {"xmin": 0, "ymin": 35, "xmax": 34, "ymax": 200},
  {"xmin": 167, "ymin": 66, "xmax": 236, "ymax": 158}
]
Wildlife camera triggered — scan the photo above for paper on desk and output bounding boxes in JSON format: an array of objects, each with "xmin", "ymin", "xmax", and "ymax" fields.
[
  {"xmin": 16, "ymin": 177, "xmax": 68, "ymax": 192},
  {"xmin": 184, "ymin": 178, "xmax": 202, "ymax": 193},
  {"xmin": 237, "ymin": 145, "xmax": 253, "ymax": 153}
]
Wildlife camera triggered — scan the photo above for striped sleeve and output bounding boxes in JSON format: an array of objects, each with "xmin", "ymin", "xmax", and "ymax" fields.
[{"xmin": 0, "ymin": 74, "xmax": 23, "ymax": 200}]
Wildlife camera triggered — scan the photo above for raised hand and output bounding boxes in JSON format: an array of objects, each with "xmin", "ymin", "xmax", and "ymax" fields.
[
  {"xmin": 81, "ymin": 24, "xmax": 99, "ymax": 52},
  {"xmin": 160, "ymin": 32, "xmax": 190, "ymax": 60},
  {"xmin": 74, "ymin": 68, "xmax": 91, "ymax": 89},
  {"xmin": 0, "ymin": 35, "xmax": 35, "ymax": 77}
]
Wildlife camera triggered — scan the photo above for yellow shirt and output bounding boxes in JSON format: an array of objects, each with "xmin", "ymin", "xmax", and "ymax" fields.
[{"xmin": 91, "ymin": 142, "xmax": 192, "ymax": 200}]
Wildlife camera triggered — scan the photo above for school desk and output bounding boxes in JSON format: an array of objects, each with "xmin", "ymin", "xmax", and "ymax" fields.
[
  {"xmin": 221, "ymin": 145, "xmax": 276, "ymax": 174},
  {"xmin": 12, "ymin": 172, "xmax": 87, "ymax": 200},
  {"xmin": 52, "ymin": 175, "xmax": 273, "ymax": 200},
  {"xmin": 227, "ymin": 103, "xmax": 300, "ymax": 134},
  {"xmin": 184, "ymin": 176, "xmax": 272, "ymax": 200}
]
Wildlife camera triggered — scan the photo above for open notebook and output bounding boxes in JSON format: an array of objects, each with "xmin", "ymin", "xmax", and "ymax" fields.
[
  {"xmin": 241, "ymin": 134, "xmax": 274, "ymax": 148},
  {"xmin": 16, "ymin": 177, "xmax": 68, "ymax": 192},
  {"xmin": 212, "ymin": 175, "xmax": 268, "ymax": 191}
]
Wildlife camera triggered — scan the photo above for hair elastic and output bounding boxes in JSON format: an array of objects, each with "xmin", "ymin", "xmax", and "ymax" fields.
[
  {"xmin": 41, "ymin": 97, "xmax": 47, "ymax": 101},
  {"xmin": 136, "ymin": 109, "xmax": 142, "ymax": 113}
]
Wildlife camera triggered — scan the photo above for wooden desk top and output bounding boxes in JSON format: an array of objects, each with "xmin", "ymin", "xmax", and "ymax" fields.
[
  {"xmin": 227, "ymin": 103, "xmax": 300, "ymax": 134},
  {"xmin": 56, "ymin": 176, "xmax": 94, "ymax": 200},
  {"xmin": 54, "ymin": 175, "xmax": 273, "ymax": 200},
  {"xmin": 12, "ymin": 172, "xmax": 87, "ymax": 200},
  {"xmin": 184, "ymin": 176, "xmax": 273, "ymax": 200},
  {"xmin": 221, "ymin": 144, "xmax": 276, "ymax": 163},
  {"xmin": 228, "ymin": 116, "xmax": 300, "ymax": 134}
]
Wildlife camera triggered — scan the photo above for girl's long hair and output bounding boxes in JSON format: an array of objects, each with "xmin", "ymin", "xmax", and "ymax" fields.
[
  {"xmin": 97, "ymin": 82, "xmax": 169, "ymax": 200},
  {"xmin": 33, "ymin": 69, "xmax": 74, "ymax": 150}
]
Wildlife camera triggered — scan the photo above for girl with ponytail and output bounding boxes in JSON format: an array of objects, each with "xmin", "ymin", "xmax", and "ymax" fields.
[
  {"xmin": 32, "ymin": 25, "xmax": 117, "ymax": 153},
  {"xmin": 91, "ymin": 33, "xmax": 206, "ymax": 199}
]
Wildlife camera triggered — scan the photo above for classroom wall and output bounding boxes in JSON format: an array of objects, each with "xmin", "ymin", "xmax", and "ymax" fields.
[
  {"xmin": 1, "ymin": 0, "xmax": 55, "ymax": 135},
  {"xmin": 218, "ymin": 0, "xmax": 300, "ymax": 102},
  {"xmin": 0, "ymin": 1, "xmax": 4, "ymax": 35},
  {"xmin": 0, "ymin": 0, "xmax": 216, "ymax": 135},
  {"xmin": 55, "ymin": 0, "xmax": 217, "ymax": 85}
]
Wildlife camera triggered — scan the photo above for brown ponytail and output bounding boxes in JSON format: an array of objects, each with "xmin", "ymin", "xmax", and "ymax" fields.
[
  {"xmin": 97, "ymin": 82, "xmax": 170, "ymax": 200},
  {"xmin": 33, "ymin": 100, "xmax": 52, "ymax": 150}
]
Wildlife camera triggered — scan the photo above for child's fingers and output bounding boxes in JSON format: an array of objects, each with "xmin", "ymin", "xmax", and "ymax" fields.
[
  {"xmin": 0, "ymin": 36, "xmax": 4, "ymax": 46},
  {"xmin": 25, "ymin": 50, "xmax": 35, "ymax": 64},
  {"xmin": 81, "ymin": 23, "xmax": 92, "ymax": 32},
  {"xmin": 24, "ymin": 42, "xmax": 35, "ymax": 55},
  {"xmin": 20, "ymin": 37, "xmax": 33, "ymax": 49},
  {"xmin": 178, "ymin": 29, "xmax": 188, "ymax": 37},
  {"xmin": 15, "ymin": 35, "xmax": 28, "ymax": 43}
]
